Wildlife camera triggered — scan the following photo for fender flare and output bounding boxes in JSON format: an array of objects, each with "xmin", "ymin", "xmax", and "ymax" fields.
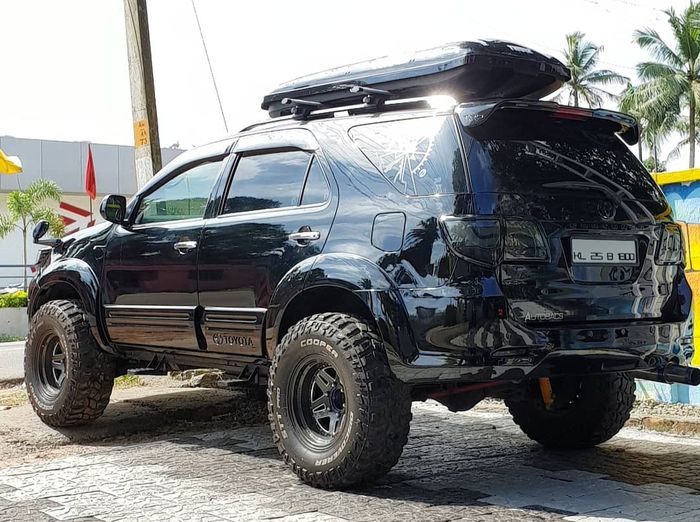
[
  {"xmin": 265, "ymin": 253, "xmax": 417, "ymax": 364},
  {"xmin": 30, "ymin": 258, "xmax": 113, "ymax": 353}
]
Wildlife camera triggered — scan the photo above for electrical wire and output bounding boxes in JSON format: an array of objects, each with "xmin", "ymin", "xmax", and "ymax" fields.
[{"xmin": 191, "ymin": 0, "xmax": 229, "ymax": 134}]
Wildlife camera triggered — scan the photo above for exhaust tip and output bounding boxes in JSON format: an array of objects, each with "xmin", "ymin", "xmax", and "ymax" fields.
[{"xmin": 688, "ymin": 367, "xmax": 700, "ymax": 386}]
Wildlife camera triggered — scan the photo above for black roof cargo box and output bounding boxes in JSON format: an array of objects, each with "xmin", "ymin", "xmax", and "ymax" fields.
[{"xmin": 262, "ymin": 40, "xmax": 570, "ymax": 118}]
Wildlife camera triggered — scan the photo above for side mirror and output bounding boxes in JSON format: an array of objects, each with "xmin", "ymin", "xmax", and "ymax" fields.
[
  {"xmin": 32, "ymin": 220, "xmax": 62, "ymax": 248},
  {"xmin": 100, "ymin": 194, "xmax": 128, "ymax": 224}
]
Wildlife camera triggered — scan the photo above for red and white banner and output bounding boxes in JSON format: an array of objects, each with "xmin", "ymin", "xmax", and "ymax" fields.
[{"xmin": 59, "ymin": 201, "xmax": 95, "ymax": 234}]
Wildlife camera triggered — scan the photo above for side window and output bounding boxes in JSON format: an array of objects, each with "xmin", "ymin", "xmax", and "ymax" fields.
[
  {"xmin": 301, "ymin": 157, "xmax": 330, "ymax": 205},
  {"xmin": 135, "ymin": 159, "xmax": 224, "ymax": 224},
  {"xmin": 223, "ymin": 150, "xmax": 310, "ymax": 214},
  {"xmin": 349, "ymin": 115, "xmax": 467, "ymax": 196}
]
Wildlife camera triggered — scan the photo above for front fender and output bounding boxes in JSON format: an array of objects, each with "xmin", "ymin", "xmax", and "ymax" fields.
[
  {"xmin": 30, "ymin": 258, "xmax": 111, "ymax": 351},
  {"xmin": 266, "ymin": 253, "xmax": 417, "ymax": 364}
]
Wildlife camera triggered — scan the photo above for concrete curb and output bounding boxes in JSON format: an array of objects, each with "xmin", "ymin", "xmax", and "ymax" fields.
[
  {"xmin": 0, "ymin": 378, "xmax": 24, "ymax": 389},
  {"xmin": 628, "ymin": 415, "xmax": 700, "ymax": 437}
]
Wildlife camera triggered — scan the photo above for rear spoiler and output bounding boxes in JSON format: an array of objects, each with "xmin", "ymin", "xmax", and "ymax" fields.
[{"xmin": 456, "ymin": 100, "xmax": 640, "ymax": 145}]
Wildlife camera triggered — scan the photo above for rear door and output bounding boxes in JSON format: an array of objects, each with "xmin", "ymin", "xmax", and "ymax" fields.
[
  {"xmin": 197, "ymin": 130, "xmax": 336, "ymax": 355},
  {"xmin": 458, "ymin": 106, "xmax": 682, "ymax": 325}
]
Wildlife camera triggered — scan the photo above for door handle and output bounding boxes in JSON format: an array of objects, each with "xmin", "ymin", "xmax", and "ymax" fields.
[
  {"xmin": 174, "ymin": 240, "xmax": 197, "ymax": 253},
  {"xmin": 289, "ymin": 231, "xmax": 321, "ymax": 242}
]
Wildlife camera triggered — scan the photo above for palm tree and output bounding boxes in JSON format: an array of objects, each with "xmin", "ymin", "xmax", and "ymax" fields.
[
  {"xmin": 0, "ymin": 179, "xmax": 64, "ymax": 289},
  {"xmin": 620, "ymin": 83, "xmax": 678, "ymax": 170},
  {"xmin": 633, "ymin": 3, "xmax": 700, "ymax": 168},
  {"xmin": 558, "ymin": 32, "xmax": 629, "ymax": 108}
]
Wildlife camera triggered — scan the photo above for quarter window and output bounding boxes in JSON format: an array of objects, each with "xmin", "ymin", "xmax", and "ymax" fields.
[
  {"xmin": 349, "ymin": 115, "xmax": 467, "ymax": 196},
  {"xmin": 301, "ymin": 157, "xmax": 330, "ymax": 206},
  {"xmin": 223, "ymin": 150, "xmax": 311, "ymax": 214},
  {"xmin": 135, "ymin": 159, "xmax": 223, "ymax": 224}
]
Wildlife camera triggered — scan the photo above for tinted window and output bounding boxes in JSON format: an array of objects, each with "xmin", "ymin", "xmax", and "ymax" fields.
[
  {"xmin": 135, "ymin": 159, "xmax": 223, "ymax": 224},
  {"xmin": 464, "ymin": 113, "xmax": 666, "ymax": 205},
  {"xmin": 224, "ymin": 151, "xmax": 310, "ymax": 214},
  {"xmin": 301, "ymin": 157, "xmax": 330, "ymax": 205},
  {"xmin": 349, "ymin": 115, "xmax": 467, "ymax": 196}
]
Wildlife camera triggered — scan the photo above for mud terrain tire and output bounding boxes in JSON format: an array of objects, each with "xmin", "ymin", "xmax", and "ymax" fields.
[
  {"xmin": 505, "ymin": 373, "xmax": 635, "ymax": 449},
  {"xmin": 268, "ymin": 313, "xmax": 412, "ymax": 489},
  {"xmin": 25, "ymin": 300, "xmax": 115, "ymax": 427}
]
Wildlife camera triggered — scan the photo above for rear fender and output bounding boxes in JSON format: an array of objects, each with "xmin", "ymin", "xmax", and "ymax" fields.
[{"xmin": 266, "ymin": 254, "xmax": 417, "ymax": 364}]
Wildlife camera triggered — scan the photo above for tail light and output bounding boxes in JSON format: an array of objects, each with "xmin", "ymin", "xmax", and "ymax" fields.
[
  {"xmin": 441, "ymin": 217, "xmax": 500, "ymax": 265},
  {"xmin": 656, "ymin": 223, "xmax": 684, "ymax": 265},
  {"xmin": 441, "ymin": 216, "xmax": 549, "ymax": 264},
  {"xmin": 503, "ymin": 219, "xmax": 549, "ymax": 261}
]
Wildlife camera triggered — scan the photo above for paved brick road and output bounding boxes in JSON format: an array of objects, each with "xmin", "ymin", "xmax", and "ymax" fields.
[{"xmin": 2, "ymin": 402, "xmax": 700, "ymax": 522}]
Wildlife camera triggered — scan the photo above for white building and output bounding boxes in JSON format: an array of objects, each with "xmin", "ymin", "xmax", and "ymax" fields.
[{"xmin": 0, "ymin": 135, "xmax": 183, "ymax": 286}]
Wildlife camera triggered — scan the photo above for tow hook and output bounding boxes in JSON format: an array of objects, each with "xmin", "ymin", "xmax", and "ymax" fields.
[{"xmin": 538, "ymin": 377, "xmax": 555, "ymax": 409}]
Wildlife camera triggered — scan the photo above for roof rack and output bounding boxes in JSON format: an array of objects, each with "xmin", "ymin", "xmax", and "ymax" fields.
[
  {"xmin": 240, "ymin": 97, "xmax": 434, "ymax": 132},
  {"xmin": 261, "ymin": 40, "xmax": 570, "ymax": 119}
]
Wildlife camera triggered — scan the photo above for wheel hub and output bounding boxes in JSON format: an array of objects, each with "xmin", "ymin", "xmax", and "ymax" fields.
[
  {"xmin": 290, "ymin": 358, "xmax": 347, "ymax": 445},
  {"xmin": 38, "ymin": 334, "xmax": 66, "ymax": 395}
]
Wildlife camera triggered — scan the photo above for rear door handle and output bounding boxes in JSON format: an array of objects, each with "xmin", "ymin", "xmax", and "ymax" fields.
[
  {"xmin": 289, "ymin": 231, "xmax": 320, "ymax": 242},
  {"xmin": 174, "ymin": 240, "xmax": 197, "ymax": 253}
]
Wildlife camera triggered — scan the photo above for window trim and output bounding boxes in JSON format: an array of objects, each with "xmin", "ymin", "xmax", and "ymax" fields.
[
  {"xmin": 130, "ymin": 156, "xmax": 227, "ymax": 227},
  {"xmin": 217, "ymin": 148, "xmax": 332, "ymax": 219}
]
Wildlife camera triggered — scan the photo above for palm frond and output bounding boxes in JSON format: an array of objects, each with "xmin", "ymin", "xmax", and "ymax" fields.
[
  {"xmin": 30, "ymin": 208, "xmax": 65, "ymax": 238},
  {"xmin": 0, "ymin": 214, "xmax": 18, "ymax": 239},
  {"xmin": 581, "ymin": 69, "xmax": 629, "ymax": 86},
  {"xmin": 633, "ymin": 27, "xmax": 684, "ymax": 68},
  {"xmin": 25, "ymin": 179, "xmax": 62, "ymax": 205}
]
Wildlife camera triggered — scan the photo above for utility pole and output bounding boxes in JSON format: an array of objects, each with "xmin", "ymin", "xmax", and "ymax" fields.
[{"xmin": 124, "ymin": 0, "xmax": 162, "ymax": 189}]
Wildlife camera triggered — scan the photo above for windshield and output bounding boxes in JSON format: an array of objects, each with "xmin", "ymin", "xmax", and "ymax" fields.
[{"xmin": 462, "ymin": 112, "xmax": 667, "ymax": 210}]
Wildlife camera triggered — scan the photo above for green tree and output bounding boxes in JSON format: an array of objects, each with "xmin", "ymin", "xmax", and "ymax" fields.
[
  {"xmin": 633, "ymin": 3, "xmax": 700, "ymax": 167},
  {"xmin": 620, "ymin": 83, "xmax": 678, "ymax": 169},
  {"xmin": 0, "ymin": 179, "xmax": 64, "ymax": 289},
  {"xmin": 558, "ymin": 31, "xmax": 629, "ymax": 108}
]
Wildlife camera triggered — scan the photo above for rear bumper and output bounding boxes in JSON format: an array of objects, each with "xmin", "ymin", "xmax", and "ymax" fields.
[
  {"xmin": 369, "ymin": 286, "xmax": 692, "ymax": 385},
  {"xmin": 387, "ymin": 319, "xmax": 690, "ymax": 384}
]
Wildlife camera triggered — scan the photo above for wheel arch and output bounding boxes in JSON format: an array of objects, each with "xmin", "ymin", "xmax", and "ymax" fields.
[
  {"xmin": 266, "ymin": 254, "xmax": 417, "ymax": 365},
  {"xmin": 29, "ymin": 259, "xmax": 112, "ymax": 352}
]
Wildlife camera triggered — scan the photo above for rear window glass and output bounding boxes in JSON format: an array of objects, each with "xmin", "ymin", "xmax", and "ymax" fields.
[
  {"xmin": 349, "ymin": 115, "xmax": 467, "ymax": 196},
  {"xmin": 463, "ymin": 114, "xmax": 666, "ymax": 204}
]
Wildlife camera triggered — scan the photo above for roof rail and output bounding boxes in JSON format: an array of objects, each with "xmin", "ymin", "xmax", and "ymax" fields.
[{"xmin": 239, "ymin": 97, "xmax": 436, "ymax": 132}]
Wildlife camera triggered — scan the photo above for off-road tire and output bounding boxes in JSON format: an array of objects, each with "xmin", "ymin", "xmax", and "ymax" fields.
[
  {"xmin": 505, "ymin": 373, "xmax": 635, "ymax": 449},
  {"xmin": 268, "ymin": 313, "xmax": 412, "ymax": 489},
  {"xmin": 25, "ymin": 300, "xmax": 115, "ymax": 427}
]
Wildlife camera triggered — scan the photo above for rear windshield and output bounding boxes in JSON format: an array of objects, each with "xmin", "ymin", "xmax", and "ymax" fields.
[{"xmin": 463, "ymin": 111, "xmax": 666, "ymax": 205}]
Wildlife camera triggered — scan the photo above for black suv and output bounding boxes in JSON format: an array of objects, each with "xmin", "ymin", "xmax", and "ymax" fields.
[{"xmin": 26, "ymin": 41, "xmax": 696, "ymax": 489}]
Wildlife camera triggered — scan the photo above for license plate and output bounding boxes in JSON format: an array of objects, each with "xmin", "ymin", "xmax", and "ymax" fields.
[{"xmin": 571, "ymin": 238, "xmax": 637, "ymax": 265}]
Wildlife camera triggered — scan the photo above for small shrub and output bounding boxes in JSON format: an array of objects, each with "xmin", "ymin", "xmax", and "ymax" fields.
[
  {"xmin": 0, "ymin": 291, "xmax": 28, "ymax": 308},
  {"xmin": 114, "ymin": 374, "xmax": 145, "ymax": 389}
]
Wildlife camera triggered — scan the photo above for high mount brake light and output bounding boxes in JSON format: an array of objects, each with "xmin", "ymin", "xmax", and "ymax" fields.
[
  {"xmin": 441, "ymin": 217, "xmax": 549, "ymax": 265},
  {"xmin": 656, "ymin": 223, "xmax": 684, "ymax": 265},
  {"xmin": 552, "ymin": 108, "xmax": 589, "ymax": 121}
]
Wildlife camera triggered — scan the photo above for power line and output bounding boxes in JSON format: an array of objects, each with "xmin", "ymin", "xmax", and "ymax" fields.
[{"xmin": 191, "ymin": 0, "xmax": 229, "ymax": 134}]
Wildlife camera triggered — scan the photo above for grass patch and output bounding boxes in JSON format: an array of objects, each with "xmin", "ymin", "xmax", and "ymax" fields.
[
  {"xmin": 0, "ymin": 335, "xmax": 24, "ymax": 343},
  {"xmin": 114, "ymin": 374, "xmax": 145, "ymax": 389},
  {"xmin": 0, "ymin": 390, "xmax": 27, "ymax": 407}
]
